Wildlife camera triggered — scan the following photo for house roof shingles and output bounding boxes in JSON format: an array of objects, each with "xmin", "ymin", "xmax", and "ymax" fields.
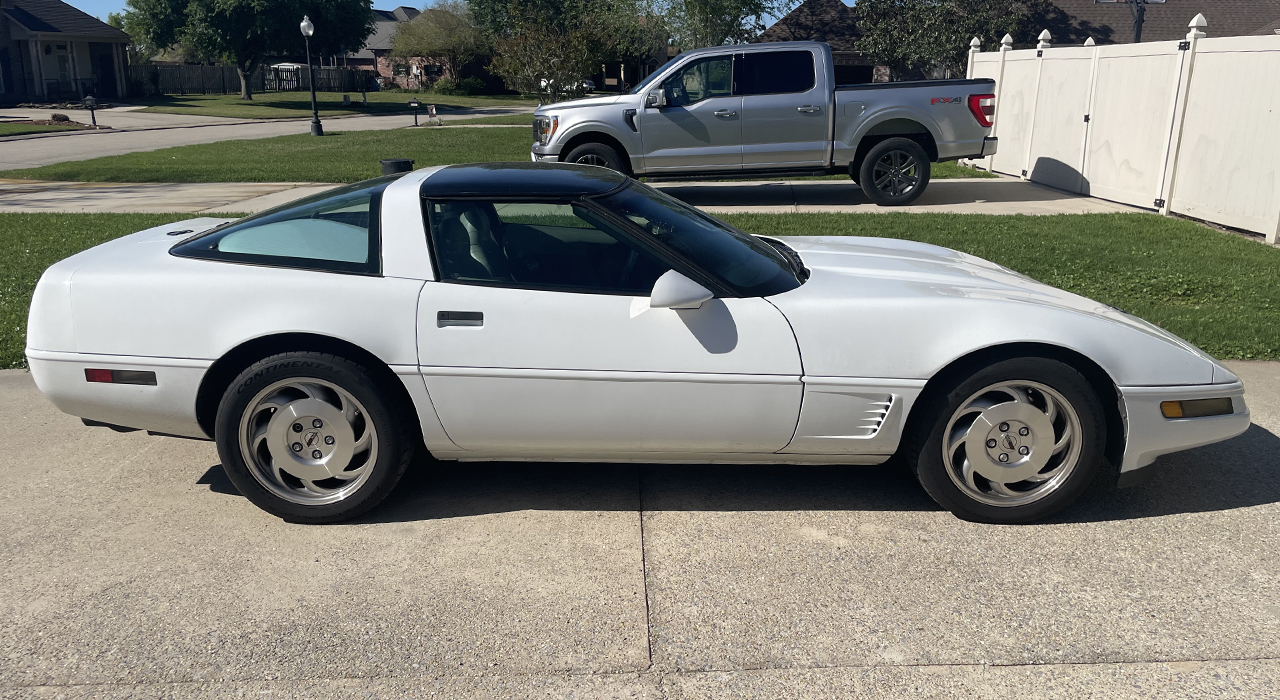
[
  {"xmin": 2, "ymin": 0, "xmax": 129, "ymax": 40},
  {"xmin": 1040, "ymin": 0, "xmax": 1280, "ymax": 44},
  {"xmin": 350, "ymin": 6, "xmax": 420, "ymax": 58},
  {"xmin": 755, "ymin": 0, "xmax": 861, "ymax": 51}
]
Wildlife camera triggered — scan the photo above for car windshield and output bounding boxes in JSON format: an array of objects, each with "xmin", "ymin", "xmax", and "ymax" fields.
[
  {"xmin": 627, "ymin": 64, "xmax": 670, "ymax": 95},
  {"xmin": 595, "ymin": 182, "xmax": 803, "ymax": 297}
]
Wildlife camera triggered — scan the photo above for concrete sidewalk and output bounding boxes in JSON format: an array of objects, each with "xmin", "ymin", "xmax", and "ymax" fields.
[
  {"xmin": 0, "ymin": 106, "xmax": 533, "ymax": 171},
  {"xmin": 0, "ymin": 176, "xmax": 1148, "ymax": 216},
  {"xmin": 0, "ymin": 360, "xmax": 1276, "ymax": 698}
]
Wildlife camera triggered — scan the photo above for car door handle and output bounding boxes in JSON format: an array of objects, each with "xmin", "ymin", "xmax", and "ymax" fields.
[
  {"xmin": 437, "ymin": 311, "xmax": 483, "ymax": 327},
  {"xmin": 713, "ymin": 109, "xmax": 737, "ymax": 117},
  {"xmin": 797, "ymin": 105, "xmax": 821, "ymax": 113}
]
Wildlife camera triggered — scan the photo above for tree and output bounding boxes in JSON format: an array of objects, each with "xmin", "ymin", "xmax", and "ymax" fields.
[
  {"xmin": 488, "ymin": 3, "xmax": 598, "ymax": 100},
  {"xmin": 855, "ymin": 0, "xmax": 1051, "ymax": 79},
  {"xmin": 391, "ymin": 0, "xmax": 487, "ymax": 82},
  {"xmin": 120, "ymin": 0, "xmax": 376, "ymax": 100},
  {"xmin": 661, "ymin": 0, "xmax": 796, "ymax": 49}
]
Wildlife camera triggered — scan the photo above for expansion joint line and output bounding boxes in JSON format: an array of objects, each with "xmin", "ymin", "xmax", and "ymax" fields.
[{"xmin": 638, "ymin": 464, "xmax": 654, "ymax": 670}]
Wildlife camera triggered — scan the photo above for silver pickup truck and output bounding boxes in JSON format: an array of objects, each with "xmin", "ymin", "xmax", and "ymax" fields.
[{"xmin": 531, "ymin": 41, "xmax": 998, "ymax": 206}]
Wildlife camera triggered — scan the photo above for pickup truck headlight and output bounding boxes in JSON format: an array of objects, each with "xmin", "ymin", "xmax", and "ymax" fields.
[{"xmin": 533, "ymin": 115, "xmax": 558, "ymax": 146}]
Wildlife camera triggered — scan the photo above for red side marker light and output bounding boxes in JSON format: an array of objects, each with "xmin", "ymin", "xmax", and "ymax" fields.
[{"xmin": 85, "ymin": 368, "xmax": 114, "ymax": 383}]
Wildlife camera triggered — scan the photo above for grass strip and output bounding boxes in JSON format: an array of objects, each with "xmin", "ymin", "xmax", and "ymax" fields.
[{"xmin": 4, "ymin": 211, "xmax": 1276, "ymax": 369}]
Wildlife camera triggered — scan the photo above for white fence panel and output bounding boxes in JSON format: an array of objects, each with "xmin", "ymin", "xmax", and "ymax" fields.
[
  {"xmin": 987, "ymin": 51, "xmax": 1040, "ymax": 177},
  {"xmin": 1081, "ymin": 41, "xmax": 1184, "ymax": 208},
  {"xmin": 1169, "ymin": 35, "xmax": 1280, "ymax": 240},
  {"xmin": 969, "ymin": 52, "xmax": 1001, "ymax": 81},
  {"xmin": 1026, "ymin": 47, "xmax": 1095, "ymax": 193}
]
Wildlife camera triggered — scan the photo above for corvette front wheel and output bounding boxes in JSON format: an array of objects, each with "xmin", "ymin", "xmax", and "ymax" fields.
[
  {"xmin": 908, "ymin": 357, "xmax": 1106, "ymax": 524},
  {"xmin": 214, "ymin": 352, "xmax": 415, "ymax": 523}
]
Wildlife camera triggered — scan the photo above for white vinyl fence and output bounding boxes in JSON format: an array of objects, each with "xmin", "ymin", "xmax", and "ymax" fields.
[{"xmin": 967, "ymin": 15, "xmax": 1280, "ymax": 243}]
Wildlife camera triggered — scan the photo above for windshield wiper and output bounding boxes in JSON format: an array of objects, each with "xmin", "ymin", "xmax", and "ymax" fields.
[{"xmin": 762, "ymin": 237, "xmax": 810, "ymax": 283}]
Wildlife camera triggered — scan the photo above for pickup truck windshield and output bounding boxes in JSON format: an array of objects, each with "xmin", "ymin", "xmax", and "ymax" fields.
[
  {"xmin": 596, "ymin": 182, "xmax": 802, "ymax": 297},
  {"xmin": 627, "ymin": 66, "xmax": 667, "ymax": 95}
]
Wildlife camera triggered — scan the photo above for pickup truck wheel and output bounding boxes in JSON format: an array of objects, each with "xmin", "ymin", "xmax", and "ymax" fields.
[
  {"xmin": 564, "ymin": 142, "xmax": 626, "ymax": 174},
  {"xmin": 859, "ymin": 138, "xmax": 931, "ymax": 206}
]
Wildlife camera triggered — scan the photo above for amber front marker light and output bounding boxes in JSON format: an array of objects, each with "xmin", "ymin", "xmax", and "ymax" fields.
[{"xmin": 1161, "ymin": 398, "xmax": 1233, "ymax": 419}]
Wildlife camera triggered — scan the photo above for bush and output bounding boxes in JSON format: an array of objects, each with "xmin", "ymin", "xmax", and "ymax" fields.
[{"xmin": 430, "ymin": 76, "xmax": 486, "ymax": 96}]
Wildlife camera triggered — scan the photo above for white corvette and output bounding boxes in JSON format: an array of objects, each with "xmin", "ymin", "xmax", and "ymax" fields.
[{"xmin": 26, "ymin": 163, "xmax": 1249, "ymax": 523}]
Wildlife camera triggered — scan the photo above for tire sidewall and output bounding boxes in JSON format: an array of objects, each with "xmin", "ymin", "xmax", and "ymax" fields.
[
  {"xmin": 911, "ymin": 358, "xmax": 1106, "ymax": 524},
  {"xmin": 214, "ymin": 352, "xmax": 410, "ymax": 523},
  {"xmin": 565, "ymin": 143, "xmax": 626, "ymax": 174},
  {"xmin": 859, "ymin": 138, "xmax": 932, "ymax": 206}
]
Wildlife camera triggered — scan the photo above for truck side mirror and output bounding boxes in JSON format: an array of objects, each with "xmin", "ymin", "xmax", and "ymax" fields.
[{"xmin": 645, "ymin": 89, "xmax": 667, "ymax": 108}]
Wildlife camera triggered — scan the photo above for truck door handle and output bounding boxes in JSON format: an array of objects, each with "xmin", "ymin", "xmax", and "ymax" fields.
[
  {"xmin": 437, "ymin": 311, "xmax": 483, "ymax": 327},
  {"xmin": 713, "ymin": 109, "xmax": 737, "ymax": 117},
  {"xmin": 797, "ymin": 105, "xmax": 821, "ymax": 113}
]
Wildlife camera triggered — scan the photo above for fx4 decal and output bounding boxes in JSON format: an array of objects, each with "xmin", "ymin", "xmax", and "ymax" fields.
[{"xmin": 931, "ymin": 97, "xmax": 962, "ymax": 105}]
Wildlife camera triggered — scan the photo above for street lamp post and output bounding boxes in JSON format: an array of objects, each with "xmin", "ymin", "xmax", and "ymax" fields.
[
  {"xmin": 1093, "ymin": 0, "xmax": 1166, "ymax": 44},
  {"xmin": 300, "ymin": 15, "xmax": 323, "ymax": 136}
]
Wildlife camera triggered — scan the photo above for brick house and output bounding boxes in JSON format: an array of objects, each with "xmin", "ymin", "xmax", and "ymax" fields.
[
  {"xmin": 343, "ymin": 6, "xmax": 435, "ymax": 89},
  {"xmin": 754, "ymin": 0, "xmax": 876, "ymax": 83},
  {"xmin": 1, "ymin": 0, "xmax": 130, "ymax": 101},
  {"xmin": 1042, "ymin": 0, "xmax": 1280, "ymax": 44}
]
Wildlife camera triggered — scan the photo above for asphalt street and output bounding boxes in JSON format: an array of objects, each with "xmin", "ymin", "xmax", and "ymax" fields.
[{"xmin": 0, "ymin": 361, "xmax": 1277, "ymax": 698}]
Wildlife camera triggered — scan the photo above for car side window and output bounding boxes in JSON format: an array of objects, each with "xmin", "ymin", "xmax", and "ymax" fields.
[
  {"xmin": 426, "ymin": 200, "xmax": 670, "ymax": 295},
  {"xmin": 736, "ymin": 51, "xmax": 816, "ymax": 96},
  {"xmin": 171, "ymin": 176, "xmax": 395, "ymax": 275},
  {"xmin": 662, "ymin": 56, "xmax": 733, "ymax": 107}
]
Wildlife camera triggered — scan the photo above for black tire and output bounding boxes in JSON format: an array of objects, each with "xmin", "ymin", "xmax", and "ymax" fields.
[
  {"xmin": 214, "ymin": 351, "xmax": 416, "ymax": 523},
  {"xmin": 858, "ymin": 137, "xmax": 932, "ymax": 206},
  {"xmin": 563, "ymin": 142, "xmax": 627, "ymax": 174},
  {"xmin": 906, "ymin": 357, "xmax": 1106, "ymax": 524}
]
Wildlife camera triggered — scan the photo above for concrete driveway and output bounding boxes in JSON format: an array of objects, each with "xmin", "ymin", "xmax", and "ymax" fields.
[
  {"xmin": 1, "ymin": 362, "xmax": 1277, "ymax": 698},
  {"xmin": 0, "ymin": 177, "xmax": 1146, "ymax": 217}
]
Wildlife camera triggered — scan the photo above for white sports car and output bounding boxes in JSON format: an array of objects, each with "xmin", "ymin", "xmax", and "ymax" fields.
[{"xmin": 26, "ymin": 163, "xmax": 1249, "ymax": 524}]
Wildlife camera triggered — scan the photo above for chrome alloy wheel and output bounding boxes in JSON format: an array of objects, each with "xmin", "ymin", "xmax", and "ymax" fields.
[
  {"xmin": 237, "ymin": 378, "xmax": 378, "ymax": 506},
  {"xmin": 942, "ymin": 381, "xmax": 1083, "ymax": 508},
  {"xmin": 872, "ymin": 150, "xmax": 921, "ymax": 198},
  {"xmin": 574, "ymin": 153, "xmax": 609, "ymax": 167}
]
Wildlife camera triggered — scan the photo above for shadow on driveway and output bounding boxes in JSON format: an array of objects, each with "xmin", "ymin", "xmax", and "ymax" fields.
[{"xmin": 196, "ymin": 424, "xmax": 1280, "ymax": 525}]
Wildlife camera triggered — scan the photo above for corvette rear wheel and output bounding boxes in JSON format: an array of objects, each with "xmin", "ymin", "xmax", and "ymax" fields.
[
  {"xmin": 215, "ymin": 352, "xmax": 415, "ymax": 523},
  {"xmin": 909, "ymin": 357, "xmax": 1105, "ymax": 524}
]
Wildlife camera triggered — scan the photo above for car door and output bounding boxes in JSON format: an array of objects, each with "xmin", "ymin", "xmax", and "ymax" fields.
[
  {"xmin": 416, "ymin": 199, "xmax": 801, "ymax": 455},
  {"xmin": 738, "ymin": 49, "xmax": 830, "ymax": 169},
  {"xmin": 639, "ymin": 54, "xmax": 742, "ymax": 173}
]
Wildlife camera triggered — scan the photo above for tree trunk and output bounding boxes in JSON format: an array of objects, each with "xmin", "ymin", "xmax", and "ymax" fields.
[{"xmin": 237, "ymin": 65, "xmax": 253, "ymax": 100}]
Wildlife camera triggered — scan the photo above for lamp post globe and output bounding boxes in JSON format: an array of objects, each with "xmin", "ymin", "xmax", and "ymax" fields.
[{"xmin": 301, "ymin": 15, "xmax": 323, "ymax": 136}]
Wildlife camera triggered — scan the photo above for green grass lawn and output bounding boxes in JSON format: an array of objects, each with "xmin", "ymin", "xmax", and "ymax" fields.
[
  {"xmin": 0, "ymin": 122, "xmax": 90, "ymax": 137},
  {"xmin": 132, "ymin": 91, "xmax": 537, "ymax": 119},
  {"xmin": 440, "ymin": 114, "xmax": 534, "ymax": 126},
  {"xmin": 3, "ymin": 211, "xmax": 1276, "ymax": 369},
  {"xmin": 0, "ymin": 128, "xmax": 532, "ymax": 183}
]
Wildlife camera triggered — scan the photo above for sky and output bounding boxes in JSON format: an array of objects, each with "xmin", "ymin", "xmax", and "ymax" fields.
[{"xmin": 65, "ymin": 0, "xmax": 857, "ymax": 26}]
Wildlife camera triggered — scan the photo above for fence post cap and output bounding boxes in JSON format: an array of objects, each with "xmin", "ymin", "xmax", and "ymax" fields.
[
  {"xmin": 1084, "ymin": 37, "xmax": 1096, "ymax": 46},
  {"xmin": 1187, "ymin": 13, "xmax": 1208, "ymax": 39},
  {"xmin": 1001, "ymin": 34, "xmax": 1014, "ymax": 50},
  {"xmin": 970, "ymin": 36, "xmax": 982, "ymax": 49}
]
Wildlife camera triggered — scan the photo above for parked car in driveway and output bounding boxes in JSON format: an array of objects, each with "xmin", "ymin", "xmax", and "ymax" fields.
[
  {"xmin": 532, "ymin": 41, "xmax": 998, "ymax": 205},
  {"xmin": 27, "ymin": 163, "xmax": 1247, "ymax": 524}
]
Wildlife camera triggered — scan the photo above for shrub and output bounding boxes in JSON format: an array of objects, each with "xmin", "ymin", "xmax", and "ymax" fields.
[{"xmin": 430, "ymin": 76, "xmax": 486, "ymax": 96}]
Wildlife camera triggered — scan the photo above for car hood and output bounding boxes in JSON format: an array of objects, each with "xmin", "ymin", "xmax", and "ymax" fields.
[
  {"xmin": 538, "ymin": 95, "xmax": 624, "ymax": 113},
  {"xmin": 769, "ymin": 236, "xmax": 1231, "ymax": 383}
]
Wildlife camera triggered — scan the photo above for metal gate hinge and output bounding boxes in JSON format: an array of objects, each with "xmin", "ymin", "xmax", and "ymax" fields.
[
  {"xmin": 1083, "ymin": 114, "xmax": 1090, "ymax": 123},
  {"xmin": 1036, "ymin": 50, "xmax": 1044, "ymax": 58},
  {"xmin": 1021, "ymin": 169, "xmax": 1028, "ymax": 177},
  {"xmin": 1179, "ymin": 41, "xmax": 1191, "ymax": 50},
  {"xmin": 1154, "ymin": 198, "xmax": 1166, "ymax": 208}
]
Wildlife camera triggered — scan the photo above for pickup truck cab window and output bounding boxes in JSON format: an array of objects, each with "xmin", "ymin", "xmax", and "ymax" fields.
[
  {"xmin": 662, "ymin": 55, "xmax": 733, "ymax": 107},
  {"xmin": 735, "ymin": 51, "xmax": 816, "ymax": 95}
]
